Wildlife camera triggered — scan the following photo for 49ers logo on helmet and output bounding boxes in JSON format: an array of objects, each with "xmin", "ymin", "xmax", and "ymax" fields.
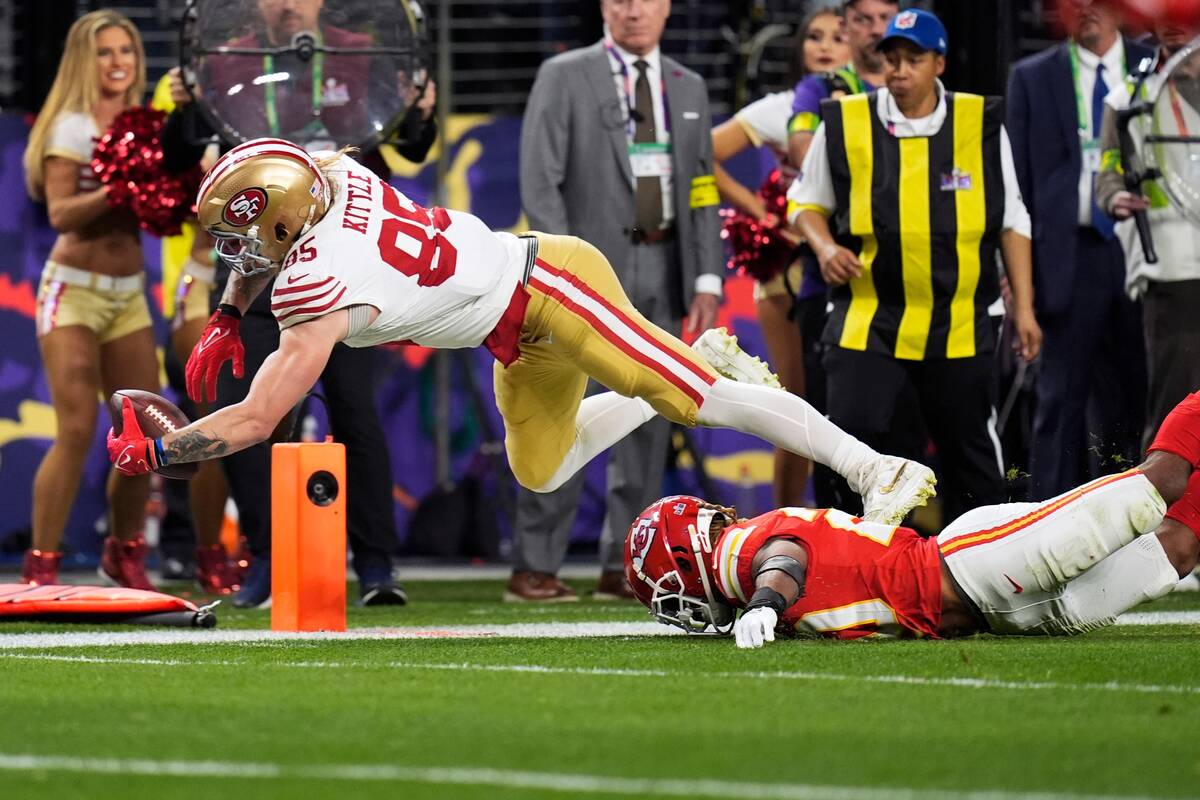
[{"xmin": 222, "ymin": 187, "xmax": 268, "ymax": 226}]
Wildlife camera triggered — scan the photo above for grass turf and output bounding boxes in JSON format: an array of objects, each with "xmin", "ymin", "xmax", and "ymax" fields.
[{"xmin": 1, "ymin": 579, "xmax": 1198, "ymax": 799}]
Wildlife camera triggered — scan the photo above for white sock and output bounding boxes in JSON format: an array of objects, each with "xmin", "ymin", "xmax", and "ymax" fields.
[
  {"xmin": 695, "ymin": 378, "xmax": 876, "ymax": 487},
  {"xmin": 1047, "ymin": 535, "xmax": 1180, "ymax": 634},
  {"xmin": 531, "ymin": 392, "xmax": 656, "ymax": 493}
]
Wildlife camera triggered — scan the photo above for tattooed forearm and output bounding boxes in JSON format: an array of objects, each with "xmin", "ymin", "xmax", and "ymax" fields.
[
  {"xmin": 219, "ymin": 270, "xmax": 274, "ymax": 313},
  {"xmin": 165, "ymin": 429, "xmax": 230, "ymax": 463}
]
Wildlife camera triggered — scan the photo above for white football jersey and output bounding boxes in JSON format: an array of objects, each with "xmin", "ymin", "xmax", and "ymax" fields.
[{"xmin": 271, "ymin": 154, "xmax": 526, "ymax": 349}]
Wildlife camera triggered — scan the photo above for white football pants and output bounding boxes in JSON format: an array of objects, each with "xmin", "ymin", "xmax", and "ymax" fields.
[{"xmin": 938, "ymin": 470, "xmax": 1178, "ymax": 635}]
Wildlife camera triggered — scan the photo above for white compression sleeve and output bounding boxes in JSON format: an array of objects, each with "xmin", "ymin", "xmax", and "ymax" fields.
[
  {"xmin": 1042, "ymin": 536, "xmax": 1180, "ymax": 635},
  {"xmin": 530, "ymin": 392, "xmax": 657, "ymax": 493},
  {"xmin": 694, "ymin": 377, "xmax": 877, "ymax": 488}
]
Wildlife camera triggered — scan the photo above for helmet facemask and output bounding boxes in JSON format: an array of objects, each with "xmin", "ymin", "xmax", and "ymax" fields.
[
  {"xmin": 211, "ymin": 225, "xmax": 276, "ymax": 277},
  {"xmin": 640, "ymin": 507, "xmax": 734, "ymax": 635}
]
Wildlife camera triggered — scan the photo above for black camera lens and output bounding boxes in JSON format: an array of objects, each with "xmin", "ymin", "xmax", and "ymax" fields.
[{"xmin": 306, "ymin": 471, "xmax": 339, "ymax": 506}]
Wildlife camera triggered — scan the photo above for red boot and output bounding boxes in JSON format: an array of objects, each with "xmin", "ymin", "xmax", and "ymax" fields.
[
  {"xmin": 195, "ymin": 544, "xmax": 239, "ymax": 595},
  {"xmin": 98, "ymin": 535, "xmax": 155, "ymax": 591},
  {"xmin": 21, "ymin": 549, "xmax": 61, "ymax": 585}
]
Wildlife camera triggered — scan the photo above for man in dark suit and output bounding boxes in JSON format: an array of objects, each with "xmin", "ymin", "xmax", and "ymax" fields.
[
  {"xmin": 507, "ymin": 0, "xmax": 724, "ymax": 601},
  {"xmin": 1006, "ymin": 0, "xmax": 1152, "ymax": 500}
]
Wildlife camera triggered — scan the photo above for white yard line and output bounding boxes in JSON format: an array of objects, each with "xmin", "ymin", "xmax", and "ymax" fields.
[
  {"xmin": 2, "ymin": 652, "xmax": 1198, "ymax": 697},
  {"xmin": 0, "ymin": 609, "xmax": 1195, "ymax": 651},
  {"xmin": 1111, "ymin": 611, "xmax": 1200, "ymax": 625},
  {"xmin": 0, "ymin": 622, "xmax": 678, "ymax": 650},
  {"xmin": 0, "ymin": 753, "xmax": 1171, "ymax": 800}
]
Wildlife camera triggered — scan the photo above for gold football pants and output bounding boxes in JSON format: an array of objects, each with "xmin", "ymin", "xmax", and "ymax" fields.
[{"xmin": 494, "ymin": 233, "xmax": 719, "ymax": 490}]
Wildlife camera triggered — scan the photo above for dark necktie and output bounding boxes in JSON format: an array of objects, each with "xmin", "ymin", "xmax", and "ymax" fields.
[
  {"xmin": 633, "ymin": 59, "xmax": 664, "ymax": 232},
  {"xmin": 1091, "ymin": 62, "xmax": 1115, "ymax": 239}
]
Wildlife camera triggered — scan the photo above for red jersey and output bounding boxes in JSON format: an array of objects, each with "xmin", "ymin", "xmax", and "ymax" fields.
[{"xmin": 711, "ymin": 508, "xmax": 944, "ymax": 639}]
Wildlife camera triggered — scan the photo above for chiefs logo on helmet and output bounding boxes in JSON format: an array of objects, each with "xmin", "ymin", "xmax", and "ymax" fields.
[
  {"xmin": 222, "ymin": 187, "xmax": 268, "ymax": 226},
  {"xmin": 624, "ymin": 496, "xmax": 737, "ymax": 634},
  {"xmin": 628, "ymin": 517, "xmax": 656, "ymax": 573}
]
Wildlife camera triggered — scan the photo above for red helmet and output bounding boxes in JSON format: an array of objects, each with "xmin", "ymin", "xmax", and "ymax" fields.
[{"xmin": 624, "ymin": 495, "xmax": 736, "ymax": 634}]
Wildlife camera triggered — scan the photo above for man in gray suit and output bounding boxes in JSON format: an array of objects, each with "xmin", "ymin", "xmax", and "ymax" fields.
[{"xmin": 506, "ymin": 0, "xmax": 724, "ymax": 601}]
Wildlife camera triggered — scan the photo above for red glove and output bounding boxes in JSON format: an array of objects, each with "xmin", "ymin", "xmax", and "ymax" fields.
[
  {"xmin": 107, "ymin": 398, "xmax": 160, "ymax": 477},
  {"xmin": 186, "ymin": 307, "xmax": 245, "ymax": 403}
]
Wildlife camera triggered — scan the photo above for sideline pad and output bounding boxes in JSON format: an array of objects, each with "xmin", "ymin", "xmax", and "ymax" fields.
[{"xmin": 0, "ymin": 584, "xmax": 216, "ymax": 628}]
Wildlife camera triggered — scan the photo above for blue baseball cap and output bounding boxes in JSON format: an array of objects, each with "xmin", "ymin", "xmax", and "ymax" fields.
[{"xmin": 878, "ymin": 9, "xmax": 948, "ymax": 55}]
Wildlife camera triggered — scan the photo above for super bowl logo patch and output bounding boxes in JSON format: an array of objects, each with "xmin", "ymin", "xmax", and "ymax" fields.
[
  {"xmin": 222, "ymin": 187, "xmax": 268, "ymax": 226},
  {"xmin": 939, "ymin": 168, "xmax": 973, "ymax": 192},
  {"xmin": 322, "ymin": 78, "xmax": 351, "ymax": 107}
]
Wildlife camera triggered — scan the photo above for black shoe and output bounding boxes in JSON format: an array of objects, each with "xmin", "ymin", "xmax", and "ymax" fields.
[
  {"xmin": 359, "ymin": 582, "xmax": 409, "ymax": 607},
  {"xmin": 357, "ymin": 564, "xmax": 407, "ymax": 607}
]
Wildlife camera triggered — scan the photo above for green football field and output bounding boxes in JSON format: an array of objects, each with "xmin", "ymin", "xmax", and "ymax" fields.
[{"xmin": 2, "ymin": 578, "xmax": 1199, "ymax": 800}]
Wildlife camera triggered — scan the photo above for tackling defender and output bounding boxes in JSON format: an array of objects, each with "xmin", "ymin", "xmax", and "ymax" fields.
[
  {"xmin": 107, "ymin": 139, "xmax": 935, "ymax": 524},
  {"xmin": 625, "ymin": 392, "xmax": 1200, "ymax": 647}
]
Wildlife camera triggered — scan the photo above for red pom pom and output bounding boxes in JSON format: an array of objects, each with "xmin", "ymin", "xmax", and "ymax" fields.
[
  {"xmin": 92, "ymin": 107, "xmax": 205, "ymax": 237},
  {"xmin": 720, "ymin": 168, "xmax": 797, "ymax": 283}
]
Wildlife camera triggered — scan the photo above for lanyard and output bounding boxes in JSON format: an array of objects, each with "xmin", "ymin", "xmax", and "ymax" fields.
[
  {"xmin": 604, "ymin": 40, "xmax": 670, "ymax": 139},
  {"xmin": 263, "ymin": 37, "xmax": 324, "ymax": 137},
  {"xmin": 1068, "ymin": 40, "xmax": 1128, "ymax": 134}
]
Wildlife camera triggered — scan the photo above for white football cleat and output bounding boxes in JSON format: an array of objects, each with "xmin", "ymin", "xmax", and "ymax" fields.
[
  {"xmin": 692, "ymin": 327, "xmax": 782, "ymax": 389},
  {"xmin": 855, "ymin": 455, "xmax": 937, "ymax": 525}
]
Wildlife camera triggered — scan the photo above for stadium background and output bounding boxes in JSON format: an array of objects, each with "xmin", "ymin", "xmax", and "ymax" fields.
[{"xmin": 0, "ymin": 0, "xmax": 1061, "ymax": 567}]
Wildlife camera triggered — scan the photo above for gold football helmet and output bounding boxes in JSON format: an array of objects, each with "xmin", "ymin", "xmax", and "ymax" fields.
[{"xmin": 196, "ymin": 138, "xmax": 332, "ymax": 276}]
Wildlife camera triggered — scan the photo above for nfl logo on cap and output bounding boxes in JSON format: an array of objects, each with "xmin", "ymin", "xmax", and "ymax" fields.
[{"xmin": 879, "ymin": 8, "xmax": 948, "ymax": 55}]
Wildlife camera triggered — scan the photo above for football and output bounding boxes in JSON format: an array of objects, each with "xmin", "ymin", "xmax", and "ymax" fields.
[{"xmin": 108, "ymin": 389, "xmax": 200, "ymax": 480}]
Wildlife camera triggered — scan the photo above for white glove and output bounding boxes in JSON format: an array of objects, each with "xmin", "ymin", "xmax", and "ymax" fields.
[{"xmin": 734, "ymin": 606, "xmax": 778, "ymax": 649}]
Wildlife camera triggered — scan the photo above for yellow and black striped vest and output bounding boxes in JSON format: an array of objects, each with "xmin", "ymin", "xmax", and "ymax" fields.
[{"xmin": 821, "ymin": 91, "xmax": 1005, "ymax": 360}]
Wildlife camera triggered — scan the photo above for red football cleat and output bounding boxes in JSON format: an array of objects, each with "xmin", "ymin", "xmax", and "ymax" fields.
[
  {"xmin": 21, "ymin": 549, "xmax": 62, "ymax": 586},
  {"xmin": 195, "ymin": 544, "xmax": 239, "ymax": 595},
  {"xmin": 98, "ymin": 535, "xmax": 155, "ymax": 592}
]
